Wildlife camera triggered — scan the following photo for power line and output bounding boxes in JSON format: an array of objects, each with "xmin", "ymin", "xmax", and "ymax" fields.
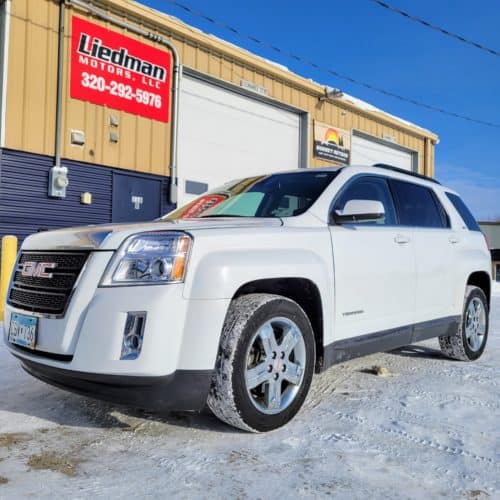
[
  {"xmin": 368, "ymin": 0, "xmax": 500, "ymax": 58},
  {"xmin": 164, "ymin": 0, "xmax": 500, "ymax": 129}
]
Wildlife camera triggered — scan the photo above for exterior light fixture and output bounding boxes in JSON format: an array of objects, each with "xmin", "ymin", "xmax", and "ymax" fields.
[{"xmin": 319, "ymin": 86, "xmax": 344, "ymax": 102}]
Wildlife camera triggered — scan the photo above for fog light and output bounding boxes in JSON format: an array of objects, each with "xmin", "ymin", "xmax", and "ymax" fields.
[{"xmin": 121, "ymin": 312, "xmax": 146, "ymax": 360}]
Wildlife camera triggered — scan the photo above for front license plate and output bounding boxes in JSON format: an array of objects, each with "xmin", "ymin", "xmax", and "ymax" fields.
[{"xmin": 8, "ymin": 313, "xmax": 38, "ymax": 349}]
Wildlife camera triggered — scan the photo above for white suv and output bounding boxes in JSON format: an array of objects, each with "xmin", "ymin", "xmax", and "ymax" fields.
[{"xmin": 4, "ymin": 165, "xmax": 492, "ymax": 432}]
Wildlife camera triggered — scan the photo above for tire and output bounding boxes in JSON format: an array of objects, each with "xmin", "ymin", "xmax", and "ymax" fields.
[
  {"xmin": 207, "ymin": 293, "xmax": 315, "ymax": 432},
  {"xmin": 439, "ymin": 285, "xmax": 489, "ymax": 361}
]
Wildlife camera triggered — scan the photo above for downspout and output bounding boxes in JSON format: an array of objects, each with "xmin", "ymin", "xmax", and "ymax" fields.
[
  {"xmin": 424, "ymin": 137, "xmax": 433, "ymax": 178},
  {"xmin": 54, "ymin": 0, "xmax": 65, "ymax": 168},
  {"xmin": 67, "ymin": 0, "xmax": 181, "ymax": 204}
]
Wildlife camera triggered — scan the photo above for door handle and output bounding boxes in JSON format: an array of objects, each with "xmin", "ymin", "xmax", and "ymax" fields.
[
  {"xmin": 449, "ymin": 236, "xmax": 460, "ymax": 244},
  {"xmin": 394, "ymin": 234, "xmax": 410, "ymax": 244}
]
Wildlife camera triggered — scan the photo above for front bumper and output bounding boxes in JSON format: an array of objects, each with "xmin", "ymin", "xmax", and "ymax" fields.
[
  {"xmin": 4, "ymin": 248, "xmax": 232, "ymax": 408},
  {"xmin": 4, "ymin": 249, "xmax": 231, "ymax": 376},
  {"xmin": 17, "ymin": 354, "xmax": 214, "ymax": 411}
]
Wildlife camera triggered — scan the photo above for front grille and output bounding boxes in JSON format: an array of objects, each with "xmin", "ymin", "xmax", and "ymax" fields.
[{"xmin": 7, "ymin": 251, "xmax": 90, "ymax": 316}]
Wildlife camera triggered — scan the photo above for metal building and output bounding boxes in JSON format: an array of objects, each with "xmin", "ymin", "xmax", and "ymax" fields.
[
  {"xmin": 479, "ymin": 222, "xmax": 500, "ymax": 284},
  {"xmin": 0, "ymin": 0, "xmax": 439, "ymax": 243}
]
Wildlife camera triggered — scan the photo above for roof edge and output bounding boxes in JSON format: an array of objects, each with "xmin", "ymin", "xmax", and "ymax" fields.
[{"xmin": 90, "ymin": 0, "xmax": 438, "ymax": 141}]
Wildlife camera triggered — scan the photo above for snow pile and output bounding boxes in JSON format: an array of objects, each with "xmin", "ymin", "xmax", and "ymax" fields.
[{"xmin": 0, "ymin": 296, "xmax": 499, "ymax": 498}]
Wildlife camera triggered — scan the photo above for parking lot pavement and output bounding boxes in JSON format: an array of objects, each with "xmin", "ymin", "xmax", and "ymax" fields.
[{"xmin": 1, "ymin": 294, "xmax": 499, "ymax": 499}]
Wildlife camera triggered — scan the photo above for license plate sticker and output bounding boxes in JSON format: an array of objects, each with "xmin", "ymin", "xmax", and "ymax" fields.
[{"xmin": 8, "ymin": 313, "xmax": 38, "ymax": 349}]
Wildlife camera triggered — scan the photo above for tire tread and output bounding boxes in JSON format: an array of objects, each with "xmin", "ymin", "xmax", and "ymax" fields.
[
  {"xmin": 439, "ymin": 285, "xmax": 488, "ymax": 361},
  {"xmin": 207, "ymin": 293, "xmax": 312, "ymax": 432},
  {"xmin": 207, "ymin": 294, "xmax": 279, "ymax": 432}
]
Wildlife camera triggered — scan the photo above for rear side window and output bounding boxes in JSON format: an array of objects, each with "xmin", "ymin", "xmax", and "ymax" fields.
[
  {"xmin": 445, "ymin": 192, "xmax": 481, "ymax": 231},
  {"xmin": 390, "ymin": 180, "xmax": 449, "ymax": 228}
]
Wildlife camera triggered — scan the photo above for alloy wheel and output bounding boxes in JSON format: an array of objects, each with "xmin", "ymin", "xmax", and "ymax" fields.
[{"xmin": 244, "ymin": 317, "xmax": 306, "ymax": 415}]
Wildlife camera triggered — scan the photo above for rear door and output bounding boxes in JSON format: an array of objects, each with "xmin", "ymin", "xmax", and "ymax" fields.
[
  {"xmin": 329, "ymin": 175, "xmax": 416, "ymax": 341},
  {"xmin": 389, "ymin": 179, "xmax": 455, "ymax": 324}
]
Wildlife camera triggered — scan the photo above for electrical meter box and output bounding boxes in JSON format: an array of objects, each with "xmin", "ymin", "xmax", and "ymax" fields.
[{"xmin": 48, "ymin": 166, "xmax": 69, "ymax": 198}]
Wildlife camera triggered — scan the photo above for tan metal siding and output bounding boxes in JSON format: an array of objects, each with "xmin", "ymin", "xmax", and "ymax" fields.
[
  {"xmin": 5, "ymin": 0, "xmax": 58, "ymax": 154},
  {"xmin": 4, "ymin": 0, "xmax": 436, "ymax": 177}
]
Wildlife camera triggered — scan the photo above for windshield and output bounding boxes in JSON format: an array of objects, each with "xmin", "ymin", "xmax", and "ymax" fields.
[{"xmin": 163, "ymin": 171, "xmax": 340, "ymax": 220}]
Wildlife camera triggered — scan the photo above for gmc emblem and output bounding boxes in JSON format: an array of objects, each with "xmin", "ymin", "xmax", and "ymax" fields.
[{"xmin": 21, "ymin": 262, "xmax": 57, "ymax": 278}]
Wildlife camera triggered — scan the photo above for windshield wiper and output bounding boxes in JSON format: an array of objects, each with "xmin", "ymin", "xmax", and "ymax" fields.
[{"xmin": 198, "ymin": 214, "xmax": 247, "ymax": 218}]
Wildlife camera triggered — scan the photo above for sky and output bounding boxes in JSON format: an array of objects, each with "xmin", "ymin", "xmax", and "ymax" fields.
[{"xmin": 143, "ymin": 0, "xmax": 500, "ymax": 220}]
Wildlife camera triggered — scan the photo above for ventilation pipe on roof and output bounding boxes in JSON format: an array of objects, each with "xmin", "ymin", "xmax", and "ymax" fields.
[{"xmin": 67, "ymin": 0, "xmax": 181, "ymax": 204}]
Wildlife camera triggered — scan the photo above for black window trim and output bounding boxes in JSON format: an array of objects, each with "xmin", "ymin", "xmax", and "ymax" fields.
[
  {"xmin": 430, "ymin": 190, "xmax": 451, "ymax": 229},
  {"xmin": 330, "ymin": 173, "xmax": 452, "ymax": 230}
]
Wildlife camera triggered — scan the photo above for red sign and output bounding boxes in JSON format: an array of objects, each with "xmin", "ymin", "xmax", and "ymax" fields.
[
  {"xmin": 178, "ymin": 195, "xmax": 228, "ymax": 218},
  {"xmin": 70, "ymin": 16, "xmax": 171, "ymax": 122}
]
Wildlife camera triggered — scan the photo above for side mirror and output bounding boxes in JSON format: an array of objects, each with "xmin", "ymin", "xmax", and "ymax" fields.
[{"xmin": 332, "ymin": 199, "xmax": 385, "ymax": 224}]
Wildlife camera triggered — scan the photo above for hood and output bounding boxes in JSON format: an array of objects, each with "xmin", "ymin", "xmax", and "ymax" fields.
[{"xmin": 21, "ymin": 218, "xmax": 283, "ymax": 251}]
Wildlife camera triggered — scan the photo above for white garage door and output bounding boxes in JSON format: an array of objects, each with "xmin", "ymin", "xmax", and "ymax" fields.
[
  {"xmin": 351, "ymin": 133, "xmax": 414, "ymax": 171},
  {"xmin": 177, "ymin": 75, "xmax": 302, "ymax": 205}
]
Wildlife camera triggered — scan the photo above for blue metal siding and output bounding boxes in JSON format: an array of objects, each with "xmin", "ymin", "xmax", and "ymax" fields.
[
  {"xmin": 0, "ymin": 148, "xmax": 174, "ymax": 246},
  {"xmin": 0, "ymin": 149, "xmax": 112, "ymax": 242}
]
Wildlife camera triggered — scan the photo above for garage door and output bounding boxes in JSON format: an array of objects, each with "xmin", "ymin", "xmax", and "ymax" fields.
[
  {"xmin": 177, "ymin": 74, "xmax": 303, "ymax": 205},
  {"xmin": 351, "ymin": 132, "xmax": 415, "ymax": 171}
]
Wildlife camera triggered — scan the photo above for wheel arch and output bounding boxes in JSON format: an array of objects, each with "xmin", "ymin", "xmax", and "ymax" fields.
[
  {"xmin": 467, "ymin": 271, "xmax": 491, "ymax": 308},
  {"xmin": 233, "ymin": 277, "xmax": 325, "ymax": 372}
]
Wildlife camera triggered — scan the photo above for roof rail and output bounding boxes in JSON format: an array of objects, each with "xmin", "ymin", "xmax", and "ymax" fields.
[{"xmin": 372, "ymin": 163, "xmax": 441, "ymax": 185}]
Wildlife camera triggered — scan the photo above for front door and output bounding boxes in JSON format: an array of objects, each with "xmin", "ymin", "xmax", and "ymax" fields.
[
  {"xmin": 329, "ymin": 175, "xmax": 416, "ymax": 341},
  {"xmin": 112, "ymin": 172, "xmax": 162, "ymax": 223}
]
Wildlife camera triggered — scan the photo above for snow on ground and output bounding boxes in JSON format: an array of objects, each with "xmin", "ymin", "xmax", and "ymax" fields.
[{"xmin": 0, "ymin": 295, "xmax": 499, "ymax": 499}]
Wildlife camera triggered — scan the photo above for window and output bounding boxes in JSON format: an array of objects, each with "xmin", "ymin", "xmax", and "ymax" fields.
[
  {"xmin": 269, "ymin": 194, "xmax": 300, "ymax": 217},
  {"xmin": 390, "ymin": 180, "xmax": 449, "ymax": 228},
  {"xmin": 496, "ymin": 264, "xmax": 500, "ymax": 283},
  {"xmin": 333, "ymin": 176, "xmax": 397, "ymax": 225},
  {"xmin": 434, "ymin": 196, "xmax": 450, "ymax": 228},
  {"xmin": 445, "ymin": 192, "xmax": 481, "ymax": 231},
  {"xmin": 165, "ymin": 171, "xmax": 340, "ymax": 219}
]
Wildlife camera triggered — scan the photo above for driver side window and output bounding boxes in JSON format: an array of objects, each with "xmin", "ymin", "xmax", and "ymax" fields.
[{"xmin": 334, "ymin": 176, "xmax": 397, "ymax": 225}]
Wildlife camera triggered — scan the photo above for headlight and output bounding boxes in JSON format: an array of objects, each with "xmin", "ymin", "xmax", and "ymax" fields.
[{"xmin": 100, "ymin": 231, "xmax": 192, "ymax": 286}]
